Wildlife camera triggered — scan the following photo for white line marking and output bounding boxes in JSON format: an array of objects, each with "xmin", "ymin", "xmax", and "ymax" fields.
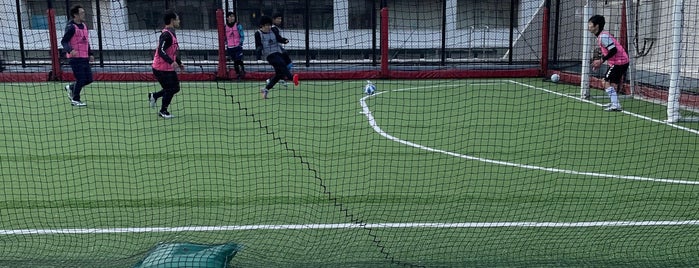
[
  {"xmin": 3, "ymin": 221, "xmax": 699, "ymax": 235},
  {"xmin": 360, "ymin": 81, "xmax": 699, "ymax": 185},
  {"xmin": 509, "ymin": 80, "xmax": 699, "ymax": 135}
]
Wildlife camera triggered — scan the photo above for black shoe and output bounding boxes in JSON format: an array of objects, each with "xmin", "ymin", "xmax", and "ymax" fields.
[
  {"xmin": 159, "ymin": 110, "xmax": 173, "ymax": 119},
  {"xmin": 70, "ymin": 100, "xmax": 87, "ymax": 107}
]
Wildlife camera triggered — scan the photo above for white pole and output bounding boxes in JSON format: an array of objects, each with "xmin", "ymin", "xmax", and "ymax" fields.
[
  {"xmin": 581, "ymin": 1, "xmax": 592, "ymax": 99},
  {"xmin": 625, "ymin": 0, "xmax": 636, "ymax": 96},
  {"xmin": 667, "ymin": 0, "xmax": 684, "ymax": 123}
]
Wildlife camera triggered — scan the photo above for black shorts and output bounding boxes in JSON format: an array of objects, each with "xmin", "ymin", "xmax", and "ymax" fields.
[
  {"xmin": 604, "ymin": 63, "xmax": 629, "ymax": 85},
  {"xmin": 152, "ymin": 69, "xmax": 179, "ymax": 91}
]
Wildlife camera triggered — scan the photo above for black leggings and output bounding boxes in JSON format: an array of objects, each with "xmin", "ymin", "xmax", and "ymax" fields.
[
  {"xmin": 69, "ymin": 58, "xmax": 93, "ymax": 101},
  {"xmin": 264, "ymin": 53, "xmax": 293, "ymax": 89}
]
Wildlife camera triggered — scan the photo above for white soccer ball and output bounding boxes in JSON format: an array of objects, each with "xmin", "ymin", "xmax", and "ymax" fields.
[
  {"xmin": 364, "ymin": 81, "xmax": 376, "ymax": 95},
  {"xmin": 550, "ymin": 73, "xmax": 560, "ymax": 83}
]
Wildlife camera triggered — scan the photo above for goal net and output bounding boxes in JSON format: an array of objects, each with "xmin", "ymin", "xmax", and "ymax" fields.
[
  {"xmin": 554, "ymin": 0, "xmax": 699, "ymax": 122},
  {"xmin": 0, "ymin": 0, "xmax": 698, "ymax": 267}
]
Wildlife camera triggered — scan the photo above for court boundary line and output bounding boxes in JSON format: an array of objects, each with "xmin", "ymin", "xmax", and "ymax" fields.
[{"xmin": 3, "ymin": 220, "xmax": 699, "ymax": 235}]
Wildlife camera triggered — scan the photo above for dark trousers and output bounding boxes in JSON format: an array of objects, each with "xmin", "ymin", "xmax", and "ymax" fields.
[
  {"xmin": 227, "ymin": 47, "xmax": 245, "ymax": 75},
  {"xmin": 69, "ymin": 58, "xmax": 93, "ymax": 101},
  {"xmin": 265, "ymin": 53, "xmax": 293, "ymax": 89},
  {"xmin": 152, "ymin": 69, "xmax": 180, "ymax": 112}
]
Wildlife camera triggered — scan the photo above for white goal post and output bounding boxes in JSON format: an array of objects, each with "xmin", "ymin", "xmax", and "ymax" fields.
[{"xmin": 580, "ymin": 0, "xmax": 698, "ymax": 123}]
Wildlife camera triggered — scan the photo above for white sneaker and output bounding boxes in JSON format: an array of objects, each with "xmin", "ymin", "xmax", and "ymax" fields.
[
  {"xmin": 159, "ymin": 111, "xmax": 173, "ymax": 119},
  {"xmin": 148, "ymin": 92, "xmax": 156, "ymax": 108},
  {"xmin": 65, "ymin": 84, "xmax": 74, "ymax": 101},
  {"xmin": 604, "ymin": 105, "xmax": 622, "ymax": 112},
  {"xmin": 265, "ymin": 79, "xmax": 288, "ymax": 88},
  {"xmin": 71, "ymin": 100, "xmax": 86, "ymax": 107},
  {"xmin": 602, "ymin": 103, "xmax": 613, "ymax": 108}
]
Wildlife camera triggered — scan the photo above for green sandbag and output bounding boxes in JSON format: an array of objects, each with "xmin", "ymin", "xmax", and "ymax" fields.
[{"xmin": 133, "ymin": 242, "xmax": 242, "ymax": 268}]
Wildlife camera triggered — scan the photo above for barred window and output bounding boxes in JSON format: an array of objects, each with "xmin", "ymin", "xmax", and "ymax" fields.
[
  {"xmin": 25, "ymin": 0, "xmax": 94, "ymax": 30},
  {"xmin": 387, "ymin": 0, "xmax": 442, "ymax": 30},
  {"xmin": 236, "ymin": 0, "xmax": 333, "ymax": 30},
  {"xmin": 348, "ymin": 0, "xmax": 375, "ymax": 30},
  {"xmin": 457, "ymin": 0, "xmax": 519, "ymax": 29},
  {"xmin": 126, "ymin": 0, "xmax": 219, "ymax": 30}
]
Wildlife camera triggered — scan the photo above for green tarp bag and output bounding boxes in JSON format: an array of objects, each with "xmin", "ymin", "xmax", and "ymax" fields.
[{"xmin": 133, "ymin": 242, "xmax": 241, "ymax": 268}]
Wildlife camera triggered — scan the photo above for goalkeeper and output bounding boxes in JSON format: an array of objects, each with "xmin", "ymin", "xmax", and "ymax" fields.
[{"xmin": 588, "ymin": 15, "xmax": 629, "ymax": 112}]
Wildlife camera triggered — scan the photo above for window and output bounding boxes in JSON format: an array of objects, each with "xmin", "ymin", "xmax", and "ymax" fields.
[
  {"xmin": 457, "ymin": 0, "xmax": 519, "ymax": 29},
  {"xmin": 26, "ymin": 0, "xmax": 94, "ymax": 30},
  {"xmin": 126, "ymin": 0, "xmax": 162, "ymax": 30},
  {"xmin": 236, "ymin": 0, "xmax": 333, "ymax": 30},
  {"xmin": 348, "ymin": 0, "xmax": 375, "ymax": 29},
  {"xmin": 126, "ymin": 0, "xmax": 219, "ymax": 30},
  {"xmin": 387, "ymin": 0, "xmax": 441, "ymax": 30}
]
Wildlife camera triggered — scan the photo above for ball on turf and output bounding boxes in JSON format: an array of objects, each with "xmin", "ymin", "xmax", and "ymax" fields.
[
  {"xmin": 550, "ymin": 73, "xmax": 560, "ymax": 83},
  {"xmin": 364, "ymin": 81, "xmax": 376, "ymax": 95}
]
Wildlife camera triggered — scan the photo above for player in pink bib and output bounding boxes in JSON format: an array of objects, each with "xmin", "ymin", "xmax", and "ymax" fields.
[
  {"xmin": 589, "ymin": 15, "xmax": 629, "ymax": 112},
  {"xmin": 60, "ymin": 5, "xmax": 94, "ymax": 107},
  {"xmin": 149, "ymin": 10, "xmax": 184, "ymax": 119},
  {"xmin": 225, "ymin": 12, "xmax": 246, "ymax": 80}
]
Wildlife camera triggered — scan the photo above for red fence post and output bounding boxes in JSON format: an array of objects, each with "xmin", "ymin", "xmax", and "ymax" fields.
[
  {"xmin": 216, "ymin": 9, "xmax": 227, "ymax": 79},
  {"xmin": 620, "ymin": 0, "xmax": 628, "ymax": 50},
  {"xmin": 380, "ymin": 7, "xmax": 389, "ymax": 79},
  {"xmin": 540, "ymin": 0, "xmax": 550, "ymax": 76},
  {"xmin": 48, "ymin": 8, "xmax": 62, "ymax": 81}
]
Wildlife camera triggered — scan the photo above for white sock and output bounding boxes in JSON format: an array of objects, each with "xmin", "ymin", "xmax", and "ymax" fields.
[{"xmin": 605, "ymin": 87, "xmax": 620, "ymax": 107}]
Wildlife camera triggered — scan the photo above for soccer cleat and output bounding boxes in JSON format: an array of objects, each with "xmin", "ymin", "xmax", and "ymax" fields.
[
  {"xmin": 604, "ymin": 105, "xmax": 622, "ymax": 112},
  {"xmin": 70, "ymin": 100, "xmax": 86, "ymax": 107},
  {"xmin": 602, "ymin": 103, "xmax": 613, "ymax": 108},
  {"xmin": 261, "ymin": 88, "xmax": 269, "ymax": 99},
  {"xmin": 65, "ymin": 84, "xmax": 74, "ymax": 101},
  {"xmin": 148, "ymin": 92, "xmax": 156, "ymax": 108},
  {"xmin": 293, "ymin": 74, "xmax": 299, "ymax": 86},
  {"xmin": 159, "ymin": 110, "xmax": 173, "ymax": 119}
]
